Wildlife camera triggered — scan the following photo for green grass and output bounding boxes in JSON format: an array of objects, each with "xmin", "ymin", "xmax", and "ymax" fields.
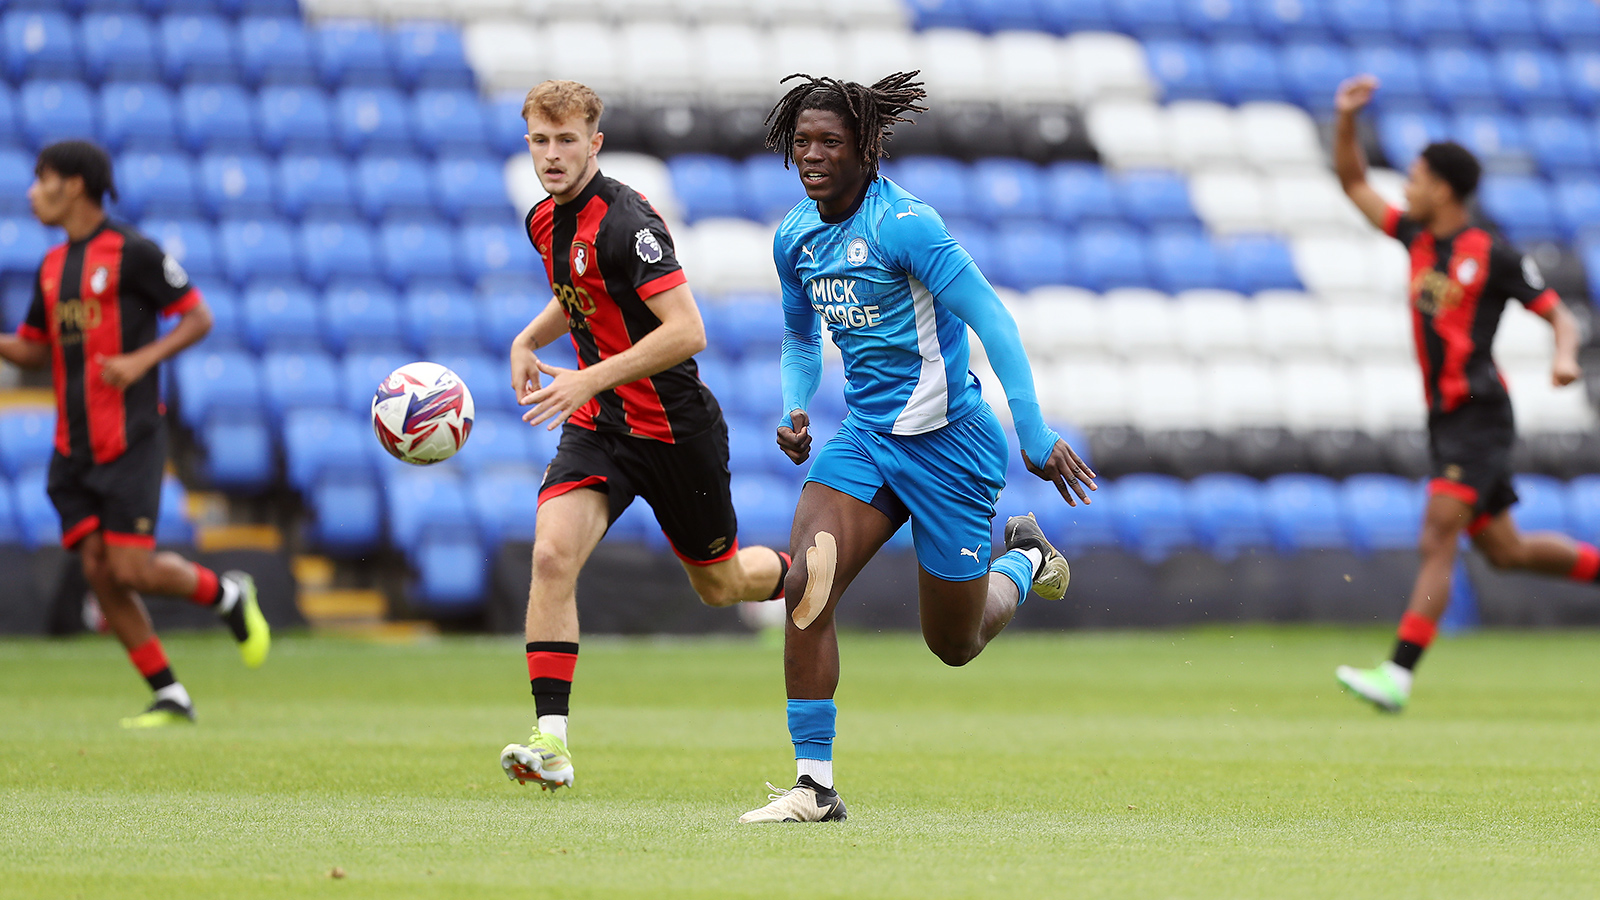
[{"xmin": 2, "ymin": 627, "xmax": 1599, "ymax": 899}]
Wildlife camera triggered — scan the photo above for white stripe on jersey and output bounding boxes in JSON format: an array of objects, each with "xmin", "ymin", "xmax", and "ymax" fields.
[{"xmin": 893, "ymin": 275, "xmax": 950, "ymax": 435}]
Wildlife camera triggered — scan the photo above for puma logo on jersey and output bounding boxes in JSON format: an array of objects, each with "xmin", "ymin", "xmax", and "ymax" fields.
[
  {"xmin": 959, "ymin": 547, "xmax": 982, "ymax": 562},
  {"xmin": 801, "ymin": 245, "xmax": 816, "ymax": 263},
  {"xmin": 896, "ymin": 210, "xmax": 918, "ymax": 219}
]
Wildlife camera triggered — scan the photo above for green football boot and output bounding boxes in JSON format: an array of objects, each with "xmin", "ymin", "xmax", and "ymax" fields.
[
  {"xmin": 223, "ymin": 571, "xmax": 270, "ymax": 669},
  {"xmin": 1336, "ymin": 662, "xmax": 1410, "ymax": 713},
  {"xmin": 120, "ymin": 697, "xmax": 196, "ymax": 729},
  {"xmin": 500, "ymin": 730, "xmax": 575, "ymax": 791}
]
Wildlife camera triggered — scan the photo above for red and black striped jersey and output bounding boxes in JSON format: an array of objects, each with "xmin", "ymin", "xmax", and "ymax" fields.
[
  {"xmin": 525, "ymin": 172, "xmax": 720, "ymax": 443},
  {"xmin": 1383, "ymin": 206, "xmax": 1559, "ymax": 414},
  {"xmin": 17, "ymin": 219, "xmax": 202, "ymax": 465}
]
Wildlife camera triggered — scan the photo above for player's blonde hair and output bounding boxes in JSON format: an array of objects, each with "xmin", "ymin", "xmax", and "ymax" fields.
[{"xmin": 522, "ymin": 80, "xmax": 604, "ymax": 131}]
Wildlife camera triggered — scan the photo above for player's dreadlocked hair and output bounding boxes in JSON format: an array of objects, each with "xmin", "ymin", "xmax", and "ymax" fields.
[{"xmin": 764, "ymin": 72, "xmax": 928, "ymax": 179}]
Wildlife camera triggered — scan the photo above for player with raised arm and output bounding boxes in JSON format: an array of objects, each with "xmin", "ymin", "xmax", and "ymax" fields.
[
  {"xmin": 736, "ymin": 73, "xmax": 1096, "ymax": 823},
  {"xmin": 498, "ymin": 81, "xmax": 791, "ymax": 791},
  {"xmin": 0, "ymin": 142, "xmax": 269, "ymax": 728},
  {"xmin": 1331, "ymin": 76, "xmax": 1591, "ymax": 712}
]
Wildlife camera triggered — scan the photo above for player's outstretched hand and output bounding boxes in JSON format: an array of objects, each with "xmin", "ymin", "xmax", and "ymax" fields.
[
  {"xmin": 1023, "ymin": 439, "xmax": 1098, "ymax": 507},
  {"xmin": 776, "ymin": 409, "xmax": 812, "ymax": 465},
  {"xmin": 510, "ymin": 344, "xmax": 541, "ymax": 404},
  {"xmin": 1553, "ymin": 356, "xmax": 1582, "ymax": 387},
  {"xmin": 1334, "ymin": 74, "xmax": 1378, "ymax": 115},
  {"xmin": 95, "ymin": 352, "xmax": 152, "ymax": 390},
  {"xmin": 521, "ymin": 360, "xmax": 597, "ymax": 431}
]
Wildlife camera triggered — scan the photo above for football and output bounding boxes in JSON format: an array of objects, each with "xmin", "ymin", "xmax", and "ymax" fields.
[{"xmin": 370, "ymin": 361, "xmax": 476, "ymax": 465}]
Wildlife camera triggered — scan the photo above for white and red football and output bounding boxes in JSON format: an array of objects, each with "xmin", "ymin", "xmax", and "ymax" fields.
[{"xmin": 371, "ymin": 362, "xmax": 476, "ymax": 465}]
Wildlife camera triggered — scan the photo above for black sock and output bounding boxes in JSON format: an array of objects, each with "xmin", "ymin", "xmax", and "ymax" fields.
[
  {"xmin": 1391, "ymin": 640, "xmax": 1425, "ymax": 671},
  {"xmin": 527, "ymin": 641, "xmax": 578, "ymax": 718},
  {"xmin": 145, "ymin": 666, "xmax": 176, "ymax": 691},
  {"xmin": 767, "ymin": 551, "xmax": 791, "ymax": 602}
]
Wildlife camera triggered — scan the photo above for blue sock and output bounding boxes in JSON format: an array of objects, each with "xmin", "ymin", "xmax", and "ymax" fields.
[
  {"xmin": 990, "ymin": 548, "xmax": 1036, "ymax": 604},
  {"xmin": 787, "ymin": 698, "xmax": 836, "ymax": 762}
]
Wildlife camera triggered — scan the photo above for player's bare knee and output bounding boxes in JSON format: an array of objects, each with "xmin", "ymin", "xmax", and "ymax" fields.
[
  {"xmin": 107, "ymin": 557, "xmax": 147, "ymax": 592},
  {"xmin": 1480, "ymin": 539, "xmax": 1524, "ymax": 570},
  {"xmin": 694, "ymin": 578, "xmax": 740, "ymax": 608},
  {"xmin": 927, "ymin": 637, "xmax": 978, "ymax": 668},
  {"xmin": 529, "ymin": 540, "xmax": 581, "ymax": 587}
]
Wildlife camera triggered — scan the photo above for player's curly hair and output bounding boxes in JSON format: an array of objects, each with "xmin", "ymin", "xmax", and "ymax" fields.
[{"xmin": 764, "ymin": 72, "xmax": 928, "ymax": 179}]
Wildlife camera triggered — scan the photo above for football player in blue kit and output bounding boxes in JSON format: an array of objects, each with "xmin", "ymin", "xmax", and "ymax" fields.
[{"xmin": 737, "ymin": 72, "xmax": 1098, "ymax": 823}]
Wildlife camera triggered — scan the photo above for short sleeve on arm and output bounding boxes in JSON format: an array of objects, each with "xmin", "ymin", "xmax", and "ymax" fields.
[
  {"xmin": 1383, "ymin": 206, "xmax": 1423, "ymax": 247},
  {"xmin": 1491, "ymin": 241, "xmax": 1559, "ymax": 314},
  {"xmin": 606, "ymin": 196, "xmax": 687, "ymax": 301},
  {"xmin": 17, "ymin": 269, "xmax": 48, "ymax": 343},
  {"xmin": 879, "ymin": 200, "xmax": 975, "ymax": 296},
  {"xmin": 126, "ymin": 234, "xmax": 201, "ymax": 317}
]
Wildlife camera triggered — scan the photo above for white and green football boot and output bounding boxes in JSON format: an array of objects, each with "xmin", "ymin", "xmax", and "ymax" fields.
[
  {"xmin": 119, "ymin": 697, "xmax": 196, "ymax": 729},
  {"xmin": 737, "ymin": 777, "xmax": 848, "ymax": 824},
  {"xmin": 1336, "ymin": 662, "xmax": 1411, "ymax": 713},
  {"xmin": 500, "ymin": 730, "xmax": 575, "ymax": 791}
]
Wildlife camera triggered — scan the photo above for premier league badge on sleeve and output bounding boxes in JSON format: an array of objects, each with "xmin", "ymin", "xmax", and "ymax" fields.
[
  {"xmin": 634, "ymin": 229, "xmax": 663, "ymax": 264},
  {"xmin": 162, "ymin": 254, "xmax": 189, "ymax": 289}
]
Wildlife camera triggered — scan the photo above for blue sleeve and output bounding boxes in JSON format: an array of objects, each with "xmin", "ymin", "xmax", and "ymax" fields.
[
  {"xmin": 879, "ymin": 199, "xmax": 975, "ymax": 297},
  {"xmin": 775, "ymin": 230, "xmax": 822, "ymax": 428}
]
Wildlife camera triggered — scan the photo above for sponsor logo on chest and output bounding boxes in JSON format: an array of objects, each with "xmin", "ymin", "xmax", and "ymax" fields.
[{"xmin": 809, "ymin": 277, "xmax": 882, "ymax": 330}]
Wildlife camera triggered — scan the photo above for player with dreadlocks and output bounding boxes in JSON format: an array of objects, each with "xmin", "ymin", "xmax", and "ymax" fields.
[{"xmin": 736, "ymin": 73, "xmax": 1097, "ymax": 823}]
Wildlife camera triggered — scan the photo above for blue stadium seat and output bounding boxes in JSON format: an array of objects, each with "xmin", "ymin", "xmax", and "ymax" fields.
[
  {"xmin": 0, "ymin": 150, "xmax": 34, "ymax": 214},
  {"xmin": 725, "ymin": 358, "xmax": 783, "ymax": 421},
  {"xmin": 1043, "ymin": 161, "xmax": 1120, "ymax": 225},
  {"xmin": 0, "ymin": 408, "xmax": 54, "ymax": 478},
  {"xmin": 1540, "ymin": 0, "xmax": 1600, "ymax": 50},
  {"xmin": 335, "ymin": 88, "xmax": 413, "ymax": 156},
  {"xmin": 1552, "ymin": 174, "xmax": 1600, "ymax": 239},
  {"xmin": 412, "ymin": 536, "xmax": 489, "ymax": 609},
  {"xmin": 713, "ymin": 292, "xmax": 783, "ymax": 355},
  {"xmin": 433, "ymin": 155, "xmax": 509, "ymax": 222},
  {"xmin": 1149, "ymin": 228, "xmax": 1223, "ymax": 293},
  {"xmin": 991, "ymin": 221, "xmax": 1074, "ymax": 291},
  {"xmin": 390, "ymin": 22, "xmax": 474, "ymax": 91},
  {"xmin": 115, "ymin": 152, "xmax": 199, "ymax": 219},
  {"xmin": 315, "ymin": 19, "xmax": 393, "ymax": 88},
  {"xmin": 1281, "ymin": 42, "xmax": 1353, "ymax": 112},
  {"xmin": 404, "ymin": 281, "xmax": 479, "ymax": 353},
  {"xmin": 386, "ymin": 467, "xmax": 475, "ymax": 551},
  {"xmin": 1480, "ymin": 175, "xmax": 1559, "ymax": 243},
  {"xmin": 741, "ymin": 155, "xmax": 801, "ymax": 222},
  {"xmin": 1565, "ymin": 474, "xmax": 1600, "ymax": 541},
  {"xmin": 1581, "ymin": 238, "xmax": 1600, "ymax": 296},
  {"xmin": 356, "ymin": 155, "xmax": 434, "ymax": 220},
  {"xmin": 1341, "ymin": 473, "xmax": 1420, "ymax": 552},
  {"xmin": 457, "ymin": 221, "xmax": 539, "ymax": 285},
  {"xmin": 4, "ymin": 12, "xmax": 81, "ymax": 82},
  {"xmin": 258, "ymin": 87, "xmax": 336, "ymax": 154},
  {"xmin": 1265, "ymin": 473, "xmax": 1347, "ymax": 552},
  {"xmin": 1467, "ymin": 0, "xmax": 1542, "ymax": 47},
  {"xmin": 173, "ymin": 349, "xmax": 262, "ymax": 428},
  {"xmin": 99, "ymin": 83, "xmax": 178, "ymax": 152},
  {"xmin": 299, "ymin": 217, "xmax": 380, "ymax": 285},
  {"xmin": 202, "ymin": 414, "xmax": 275, "ymax": 492},
  {"xmin": 1115, "ymin": 170, "xmax": 1197, "ymax": 227},
  {"xmin": 242, "ymin": 280, "xmax": 322, "ymax": 351},
  {"xmin": 905, "ymin": 0, "xmax": 980, "ymax": 29},
  {"xmin": 486, "ymin": 93, "xmax": 530, "ymax": 157},
  {"xmin": 262, "ymin": 349, "xmax": 341, "ymax": 419},
  {"xmin": 1210, "ymin": 40, "xmax": 1286, "ymax": 104},
  {"xmin": 1395, "ymin": 0, "xmax": 1471, "ymax": 45},
  {"xmin": 453, "ymin": 412, "xmax": 532, "ymax": 477},
  {"xmin": 1526, "ymin": 114, "xmax": 1597, "ymax": 174},
  {"xmin": 1038, "ymin": 477, "xmax": 1118, "ymax": 557},
  {"xmin": 340, "ymin": 351, "xmax": 409, "ymax": 416},
  {"xmin": 479, "ymin": 290, "xmax": 545, "ymax": 355},
  {"xmin": 308, "ymin": 473, "xmax": 383, "ymax": 553},
  {"xmin": 1111, "ymin": 474, "xmax": 1194, "ymax": 562},
  {"xmin": 1326, "ymin": 0, "xmax": 1396, "ymax": 42},
  {"xmin": 141, "ymin": 218, "xmax": 219, "ymax": 281},
  {"xmin": 944, "ymin": 219, "xmax": 999, "ymax": 283},
  {"xmin": 1186, "ymin": 474, "xmax": 1271, "ymax": 559},
  {"xmin": 1425, "ymin": 46, "xmax": 1499, "ymax": 111},
  {"xmin": 668, "ymin": 154, "xmax": 744, "ymax": 222},
  {"xmin": 1143, "ymin": 39, "xmax": 1212, "ymax": 101},
  {"xmin": 1450, "ymin": 112, "xmax": 1529, "ymax": 170},
  {"xmin": 1512, "ymin": 474, "xmax": 1571, "ymax": 534},
  {"xmin": 1078, "ymin": 224, "xmax": 1150, "ymax": 291},
  {"xmin": 1250, "ymin": 0, "xmax": 1328, "ymax": 40},
  {"xmin": 881, "ymin": 157, "xmax": 971, "ymax": 220},
  {"xmin": 432, "ymin": 352, "xmax": 507, "ymax": 413},
  {"xmin": 238, "ymin": 0, "xmax": 303, "ymax": 16},
  {"xmin": 1353, "ymin": 45, "xmax": 1429, "ymax": 109},
  {"xmin": 412, "ymin": 89, "xmax": 489, "ymax": 156},
  {"xmin": 198, "ymin": 152, "xmax": 277, "ymax": 218},
  {"xmin": 159, "ymin": 14, "xmax": 238, "ymax": 84},
  {"xmin": 20, "ymin": 81, "xmax": 96, "ymax": 147},
  {"xmin": 219, "ymin": 218, "xmax": 297, "ymax": 286},
  {"xmin": 0, "ymin": 218, "xmax": 51, "ymax": 278},
  {"xmin": 0, "ymin": 478, "xmax": 20, "ymax": 546},
  {"xmin": 323, "ymin": 279, "xmax": 403, "ymax": 352},
  {"xmin": 81, "ymin": 13, "xmax": 159, "ymax": 83},
  {"xmin": 971, "ymin": 158, "xmax": 1045, "ymax": 223},
  {"xmin": 725, "ymin": 416, "xmax": 780, "ymax": 478},
  {"xmin": 1377, "ymin": 110, "xmax": 1448, "ymax": 168},
  {"xmin": 469, "ymin": 468, "xmax": 540, "ymax": 546},
  {"xmin": 730, "ymin": 474, "xmax": 798, "ymax": 549},
  {"xmin": 178, "ymin": 84, "xmax": 256, "ymax": 153},
  {"xmin": 156, "ymin": 475, "xmax": 194, "ymax": 546},
  {"xmin": 1567, "ymin": 51, "xmax": 1600, "ymax": 113},
  {"xmin": 1110, "ymin": 0, "xmax": 1185, "ymax": 37},
  {"xmin": 237, "ymin": 16, "xmax": 316, "ymax": 87},
  {"xmin": 197, "ymin": 284, "xmax": 243, "ymax": 346},
  {"xmin": 0, "ymin": 86, "xmax": 17, "ymax": 150},
  {"xmin": 13, "ymin": 469, "xmax": 57, "ymax": 550},
  {"xmin": 1036, "ymin": 0, "xmax": 1117, "ymax": 32},
  {"xmin": 1179, "ymin": 0, "xmax": 1255, "ymax": 36},
  {"xmin": 277, "ymin": 153, "xmax": 354, "ymax": 219},
  {"xmin": 1496, "ymin": 48, "xmax": 1571, "ymax": 113},
  {"xmin": 382, "ymin": 219, "xmax": 459, "ymax": 287}
]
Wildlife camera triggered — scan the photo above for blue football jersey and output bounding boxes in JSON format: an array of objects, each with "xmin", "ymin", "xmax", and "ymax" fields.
[{"xmin": 773, "ymin": 176, "xmax": 986, "ymax": 435}]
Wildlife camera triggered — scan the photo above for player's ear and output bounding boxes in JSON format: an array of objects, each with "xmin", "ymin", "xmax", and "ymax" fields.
[{"xmin": 590, "ymin": 128, "xmax": 604, "ymax": 158}]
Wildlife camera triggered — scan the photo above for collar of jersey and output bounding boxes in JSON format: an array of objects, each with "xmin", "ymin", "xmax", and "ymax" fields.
[
  {"xmin": 552, "ymin": 169, "xmax": 606, "ymax": 214},
  {"xmin": 68, "ymin": 217, "xmax": 111, "ymax": 246},
  {"xmin": 818, "ymin": 179, "xmax": 872, "ymax": 225}
]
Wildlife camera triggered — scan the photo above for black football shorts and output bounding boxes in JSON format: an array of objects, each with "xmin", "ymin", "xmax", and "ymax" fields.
[
  {"xmin": 47, "ymin": 425, "xmax": 166, "ymax": 550},
  {"xmin": 1427, "ymin": 398, "xmax": 1518, "ymax": 522}
]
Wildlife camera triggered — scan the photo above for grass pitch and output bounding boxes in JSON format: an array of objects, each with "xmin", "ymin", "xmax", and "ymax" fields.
[{"xmin": 2, "ymin": 627, "xmax": 1599, "ymax": 899}]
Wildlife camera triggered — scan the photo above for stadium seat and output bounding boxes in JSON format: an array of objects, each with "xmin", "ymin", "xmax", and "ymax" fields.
[
  {"xmin": 1202, "ymin": 359, "xmax": 1283, "ymax": 430},
  {"xmin": 1189, "ymin": 168, "xmax": 1268, "ymax": 234},
  {"xmin": 1377, "ymin": 110, "xmax": 1449, "ymax": 169},
  {"xmin": 0, "ymin": 85, "xmax": 16, "ymax": 149},
  {"xmin": 1565, "ymin": 51, "xmax": 1600, "ymax": 113},
  {"xmin": 456, "ymin": 221, "xmax": 538, "ymax": 285},
  {"xmin": 1110, "ymin": 474, "xmax": 1194, "ymax": 562},
  {"xmin": 1079, "ymin": 225, "xmax": 1150, "ymax": 291},
  {"xmin": 178, "ymin": 84, "xmax": 257, "ymax": 153},
  {"xmin": 356, "ymin": 155, "xmax": 434, "ymax": 221},
  {"xmin": 155, "ymin": 475, "xmax": 195, "ymax": 546},
  {"xmin": 4, "ymin": 12, "xmax": 81, "ymax": 82},
  {"xmin": 1512, "ymin": 473, "xmax": 1572, "ymax": 535},
  {"xmin": 141, "ymin": 218, "xmax": 219, "ymax": 280},
  {"xmin": 1526, "ymin": 114, "xmax": 1598, "ymax": 175},
  {"xmin": 432, "ymin": 156, "xmax": 508, "ymax": 223},
  {"xmin": 262, "ymin": 350, "xmax": 341, "ymax": 418},
  {"xmin": 881, "ymin": 156, "xmax": 971, "ymax": 220},
  {"xmin": 300, "ymin": 218, "xmax": 380, "ymax": 285},
  {"xmin": 198, "ymin": 153, "xmax": 277, "ymax": 219},
  {"xmin": 1148, "ymin": 229, "xmax": 1223, "ymax": 293},
  {"xmin": 220, "ymin": 218, "xmax": 297, "ymax": 286},
  {"xmin": 740, "ymin": 155, "xmax": 802, "ymax": 223},
  {"xmin": 201, "ymin": 413, "xmax": 276, "ymax": 493},
  {"xmin": 1281, "ymin": 360, "xmax": 1360, "ymax": 430},
  {"xmin": 469, "ymin": 467, "xmax": 540, "ymax": 546},
  {"xmin": 237, "ymin": 16, "xmax": 316, "ymax": 87},
  {"xmin": 1143, "ymin": 39, "xmax": 1212, "ymax": 101},
  {"xmin": 0, "ymin": 218, "xmax": 52, "ymax": 280},
  {"xmin": 308, "ymin": 473, "xmax": 383, "ymax": 553},
  {"xmin": 432, "ymin": 351, "xmax": 508, "ymax": 413},
  {"xmin": 1480, "ymin": 175, "xmax": 1560, "ymax": 243},
  {"xmin": 314, "ymin": 19, "xmax": 394, "ymax": 88},
  {"xmin": 1326, "ymin": 0, "xmax": 1397, "ymax": 42},
  {"xmin": 1265, "ymin": 473, "xmax": 1348, "ymax": 552},
  {"xmin": 340, "ymin": 351, "xmax": 409, "ymax": 416},
  {"xmin": 1395, "ymin": 0, "xmax": 1472, "ymax": 45},
  {"xmin": 991, "ymin": 221, "xmax": 1074, "ymax": 291},
  {"xmin": 1353, "ymin": 45, "xmax": 1429, "ymax": 110},
  {"xmin": 485, "ymin": 91, "xmax": 532, "ymax": 158},
  {"xmin": 453, "ymin": 412, "xmax": 531, "ymax": 477},
  {"xmin": 1467, "ymin": 0, "xmax": 1543, "ymax": 47},
  {"xmin": 174, "ymin": 349, "xmax": 262, "ymax": 428},
  {"xmin": 971, "ymin": 158, "xmax": 1045, "ymax": 223},
  {"xmin": 404, "ymin": 282, "xmax": 479, "ymax": 353},
  {"xmin": 1115, "ymin": 170, "xmax": 1197, "ymax": 227},
  {"xmin": 1450, "ymin": 112, "xmax": 1530, "ymax": 172},
  {"xmin": 0, "ymin": 151, "xmax": 33, "ymax": 215},
  {"xmin": 115, "ymin": 152, "xmax": 198, "ymax": 220},
  {"xmin": 1249, "ymin": 0, "xmax": 1327, "ymax": 40},
  {"xmin": 1084, "ymin": 101, "xmax": 1171, "ymax": 170},
  {"xmin": 258, "ymin": 87, "xmax": 336, "ymax": 154},
  {"xmin": 729, "ymin": 474, "xmax": 797, "ymax": 550},
  {"xmin": 1280, "ymin": 42, "xmax": 1352, "ymax": 113},
  {"xmin": 412, "ymin": 89, "xmax": 489, "ymax": 156},
  {"xmin": 1042, "ymin": 161, "xmax": 1120, "ymax": 225},
  {"xmin": 1566, "ymin": 475, "xmax": 1600, "ymax": 542},
  {"xmin": 1425, "ymin": 46, "xmax": 1499, "ymax": 111},
  {"xmin": 81, "ymin": 13, "xmax": 159, "ymax": 84},
  {"xmin": 1186, "ymin": 472, "xmax": 1271, "ymax": 559},
  {"xmin": 386, "ymin": 467, "xmax": 476, "ymax": 551},
  {"xmin": 1540, "ymin": 0, "xmax": 1600, "ymax": 49},
  {"xmin": 412, "ymin": 536, "xmax": 489, "ymax": 609},
  {"xmin": 1340, "ymin": 473, "xmax": 1421, "ymax": 552},
  {"xmin": 0, "ymin": 409, "xmax": 54, "ymax": 479},
  {"xmin": 322, "ymin": 279, "xmax": 402, "ymax": 353},
  {"xmin": 159, "ymin": 14, "xmax": 238, "ymax": 84},
  {"xmin": 20, "ymin": 81, "xmax": 96, "ymax": 148},
  {"xmin": 390, "ymin": 22, "xmax": 474, "ymax": 91},
  {"xmin": 277, "ymin": 153, "xmax": 354, "ymax": 218},
  {"xmin": 0, "ymin": 478, "xmax": 20, "ymax": 546},
  {"xmin": 335, "ymin": 87, "xmax": 413, "ymax": 156},
  {"xmin": 12, "ymin": 469, "xmax": 57, "ymax": 550},
  {"xmin": 724, "ymin": 358, "xmax": 783, "ymax": 421},
  {"xmin": 1210, "ymin": 41, "xmax": 1285, "ymax": 105},
  {"xmin": 479, "ymin": 290, "xmax": 544, "ymax": 356},
  {"xmin": 1497, "ymin": 48, "xmax": 1571, "ymax": 113},
  {"xmin": 242, "ymin": 279, "xmax": 321, "ymax": 352},
  {"xmin": 99, "ymin": 83, "xmax": 178, "ymax": 152},
  {"xmin": 381, "ymin": 219, "xmax": 458, "ymax": 287},
  {"xmin": 668, "ymin": 155, "xmax": 745, "ymax": 223},
  {"xmin": 1552, "ymin": 174, "xmax": 1600, "ymax": 240}
]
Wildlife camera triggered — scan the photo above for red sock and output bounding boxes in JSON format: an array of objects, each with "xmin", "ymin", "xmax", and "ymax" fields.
[
  {"xmin": 189, "ymin": 564, "xmax": 220, "ymax": 606},
  {"xmin": 1396, "ymin": 611, "xmax": 1438, "ymax": 648},
  {"xmin": 128, "ymin": 636, "xmax": 176, "ymax": 690},
  {"xmin": 527, "ymin": 642, "xmax": 578, "ymax": 718},
  {"xmin": 1569, "ymin": 544, "xmax": 1600, "ymax": 582}
]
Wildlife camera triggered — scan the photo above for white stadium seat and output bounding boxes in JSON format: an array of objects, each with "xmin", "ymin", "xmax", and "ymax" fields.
[
  {"xmin": 696, "ymin": 24, "xmax": 777, "ymax": 97},
  {"xmin": 1130, "ymin": 359, "xmax": 1205, "ymax": 430},
  {"xmin": 1355, "ymin": 361, "xmax": 1426, "ymax": 432},
  {"xmin": 1505, "ymin": 366, "xmax": 1596, "ymax": 433},
  {"xmin": 1164, "ymin": 101, "xmax": 1241, "ymax": 170},
  {"xmin": 503, "ymin": 154, "xmax": 543, "ymax": 214},
  {"xmin": 1265, "ymin": 170, "xmax": 1368, "ymax": 235},
  {"xmin": 1102, "ymin": 289, "xmax": 1177, "ymax": 356},
  {"xmin": 1280, "ymin": 361, "xmax": 1360, "ymax": 430},
  {"xmin": 1063, "ymin": 32, "xmax": 1154, "ymax": 103},
  {"xmin": 676, "ymin": 0, "xmax": 760, "ymax": 23},
  {"xmin": 1367, "ymin": 167, "xmax": 1407, "ymax": 209},
  {"xmin": 1327, "ymin": 305, "xmax": 1413, "ymax": 361},
  {"xmin": 547, "ymin": 21, "xmax": 625, "ymax": 95},
  {"xmin": 299, "ymin": 0, "xmax": 379, "ymax": 18},
  {"xmin": 1189, "ymin": 167, "xmax": 1270, "ymax": 233},
  {"xmin": 772, "ymin": 26, "xmax": 846, "ymax": 95},
  {"xmin": 464, "ymin": 21, "xmax": 545, "ymax": 93},
  {"xmin": 1494, "ymin": 306, "xmax": 1552, "ymax": 366},
  {"xmin": 1023, "ymin": 286, "xmax": 1103, "ymax": 360},
  {"xmin": 1174, "ymin": 290, "xmax": 1253, "ymax": 358},
  {"xmin": 1291, "ymin": 235, "xmax": 1376, "ymax": 296},
  {"xmin": 1086, "ymin": 101, "xmax": 1171, "ymax": 169},
  {"xmin": 992, "ymin": 32, "xmax": 1072, "ymax": 105},
  {"xmin": 596, "ymin": 152, "xmax": 682, "ymax": 223},
  {"xmin": 1202, "ymin": 360, "xmax": 1283, "ymax": 429},
  {"xmin": 1251, "ymin": 296, "xmax": 1330, "ymax": 360},
  {"xmin": 1039, "ymin": 356, "xmax": 1130, "ymax": 426},
  {"xmin": 621, "ymin": 23, "xmax": 697, "ymax": 95},
  {"xmin": 677, "ymin": 218, "xmax": 778, "ymax": 293},
  {"xmin": 917, "ymin": 30, "xmax": 999, "ymax": 103},
  {"xmin": 1236, "ymin": 103, "xmax": 1325, "ymax": 171},
  {"xmin": 843, "ymin": 29, "xmax": 918, "ymax": 87}
]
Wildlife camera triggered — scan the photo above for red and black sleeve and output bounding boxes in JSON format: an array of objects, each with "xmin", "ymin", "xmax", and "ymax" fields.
[
  {"xmin": 600, "ymin": 193, "xmax": 687, "ymax": 301},
  {"xmin": 1382, "ymin": 205, "xmax": 1423, "ymax": 248},
  {"xmin": 17, "ymin": 268, "xmax": 48, "ymax": 343},
  {"xmin": 1489, "ymin": 240, "xmax": 1559, "ymax": 316},
  {"xmin": 124, "ymin": 234, "xmax": 202, "ymax": 317}
]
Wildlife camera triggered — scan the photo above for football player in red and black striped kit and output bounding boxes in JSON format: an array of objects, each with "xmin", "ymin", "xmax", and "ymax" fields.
[
  {"xmin": 1332, "ymin": 76, "xmax": 1593, "ymax": 711},
  {"xmin": 498, "ymin": 81, "xmax": 789, "ymax": 790},
  {"xmin": 0, "ymin": 142, "xmax": 270, "ymax": 728}
]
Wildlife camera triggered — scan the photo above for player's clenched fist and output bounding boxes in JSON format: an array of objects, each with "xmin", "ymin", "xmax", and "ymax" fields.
[
  {"xmin": 776, "ymin": 409, "xmax": 812, "ymax": 465},
  {"xmin": 1334, "ymin": 74, "xmax": 1378, "ymax": 114}
]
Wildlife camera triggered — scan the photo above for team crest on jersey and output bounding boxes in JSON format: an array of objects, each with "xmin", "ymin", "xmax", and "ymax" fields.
[
  {"xmin": 163, "ymin": 255, "xmax": 188, "ymax": 289},
  {"xmin": 634, "ymin": 229, "xmax": 663, "ymax": 263},
  {"xmin": 1522, "ymin": 255, "xmax": 1545, "ymax": 290},
  {"xmin": 89, "ymin": 266, "xmax": 108, "ymax": 295},
  {"xmin": 846, "ymin": 237, "xmax": 869, "ymax": 266},
  {"xmin": 572, "ymin": 241, "xmax": 589, "ymax": 276},
  {"xmin": 1455, "ymin": 257, "xmax": 1479, "ymax": 286}
]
